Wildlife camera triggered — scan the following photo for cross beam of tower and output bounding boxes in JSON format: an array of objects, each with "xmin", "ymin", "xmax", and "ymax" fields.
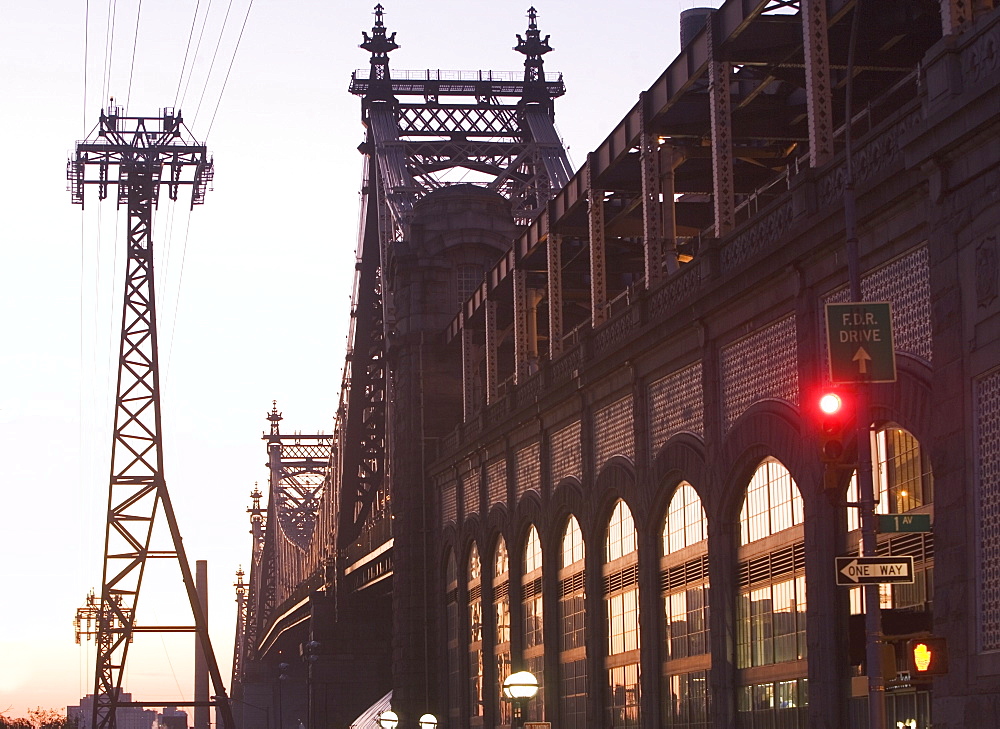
[{"xmin": 68, "ymin": 108, "xmax": 233, "ymax": 729}]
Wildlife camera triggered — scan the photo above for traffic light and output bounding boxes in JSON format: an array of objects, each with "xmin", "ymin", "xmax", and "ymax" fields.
[
  {"xmin": 817, "ymin": 388, "xmax": 854, "ymax": 506},
  {"xmin": 817, "ymin": 389, "xmax": 853, "ymax": 463},
  {"xmin": 906, "ymin": 637, "xmax": 948, "ymax": 677}
]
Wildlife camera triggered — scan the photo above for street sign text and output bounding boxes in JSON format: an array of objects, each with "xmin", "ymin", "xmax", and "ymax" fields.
[{"xmin": 836, "ymin": 556, "xmax": 915, "ymax": 585}]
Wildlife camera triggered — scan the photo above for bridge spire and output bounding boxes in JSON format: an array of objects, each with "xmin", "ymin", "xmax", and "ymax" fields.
[
  {"xmin": 267, "ymin": 400, "xmax": 283, "ymax": 439},
  {"xmin": 515, "ymin": 6, "xmax": 553, "ymax": 105},
  {"xmin": 361, "ymin": 3, "xmax": 399, "ymax": 101}
]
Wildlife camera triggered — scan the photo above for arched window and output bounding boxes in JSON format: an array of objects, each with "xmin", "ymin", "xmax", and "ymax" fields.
[
  {"xmin": 846, "ymin": 423, "xmax": 935, "ymax": 616},
  {"xmin": 522, "ymin": 526, "xmax": 544, "ymax": 722},
  {"xmin": 445, "ymin": 551, "xmax": 460, "ymax": 726},
  {"xmin": 736, "ymin": 459, "xmax": 807, "ymax": 729},
  {"xmin": 467, "ymin": 543, "xmax": 484, "ymax": 725},
  {"xmin": 661, "ymin": 483, "xmax": 710, "ymax": 729},
  {"xmin": 559, "ymin": 516, "xmax": 587, "ymax": 729},
  {"xmin": 494, "ymin": 538, "xmax": 511, "ymax": 725},
  {"xmin": 847, "ymin": 423, "xmax": 934, "ymax": 530},
  {"xmin": 605, "ymin": 500, "xmax": 640, "ymax": 729},
  {"xmin": 739, "ymin": 458, "xmax": 803, "ymax": 546},
  {"xmin": 664, "ymin": 482, "xmax": 708, "ymax": 555}
]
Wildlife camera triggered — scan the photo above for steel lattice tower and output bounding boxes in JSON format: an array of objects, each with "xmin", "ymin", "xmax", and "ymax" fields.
[{"xmin": 68, "ymin": 108, "xmax": 234, "ymax": 729}]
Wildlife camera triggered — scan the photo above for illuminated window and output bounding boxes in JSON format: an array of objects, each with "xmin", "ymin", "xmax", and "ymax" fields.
[
  {"xmin": 494, "ymin": 537, "xmax": 510, "ymax": 725},
  {"xmin": 523, "ymin": 526, "xmax": 545, "ymax": 722},
  {"xmin": 467, "ymin": 544, "xmax": 483, "ymax": 722},
  {"xmin": 664, "ymin": 482, "xmax": 707, "ymax": 555},
  {"xmin": 559, "ymin": 516, "xmax": 587, "ymax": 729},
  {"xmin": 605, "ymin": 500, "xmax": 640, "ymax": 728},
  {"xmin": 739, "ymin": 458, "xmax": 802, "ymax": 546},
  {"xmin": 736, "ymin": 679, "xmax": 808, "ymax": 728},
  {"xmin": 736, "ymin": 460, "xmax": 806, "ymax": 683},
  {"xmin": 661, "ymin": 484, "xmax": 710, "ymax": 728},
  {"xmin": 663, "ymin": 670, "xmax": 709, "ymax": 729},
  {"xmin": 847, "ymin": 423, "xmax": 934, "ymax": 531}
]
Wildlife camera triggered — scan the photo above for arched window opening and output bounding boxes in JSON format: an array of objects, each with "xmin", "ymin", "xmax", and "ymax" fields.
[
  {"xmin": 467, "ymin": 543, "xmax": 484, "ymax": 724},
  {"xmin": 559, "ymin": 516, "xmax": 587, "ymax": 729},
  {"xmin": 494, "ymin": 537, "xmax": 511, "ymax": 726},
  {"xmin": 445, "ymin": 551, "xmax": 460, "ymax": 726},
  {"xmin": 522, "ymin": 526, "xmax": 545, "ymax": 723},
  {"xmin": 661, "ymin": 483, "xmax": 710, "ymax": 729},
  {"xmin": 739, "ymin": 458, "xmax": 803, "ymax": 546},
  {"xmin": 664, "ymin": 482, "xmax": 708, "ymax": 555},
  {"xmin": 847, "ymin": 423, "xmax": 934, "ymax": 530},
  {"xmin": 846, "ymin": 423, "xmax": 935, "ymax": 622},
  {"xmin": 605, "ymin": 500, "xmax": 640, "ymax": 728},
  {"xmin": 736, "ymin": 460, "xmax": 807, "ymax": 729}
]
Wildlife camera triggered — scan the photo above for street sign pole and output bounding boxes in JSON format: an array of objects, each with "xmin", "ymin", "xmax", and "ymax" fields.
[{"xmin": 842, "ymin": 21, "xmax": 885, "ymax": 724}]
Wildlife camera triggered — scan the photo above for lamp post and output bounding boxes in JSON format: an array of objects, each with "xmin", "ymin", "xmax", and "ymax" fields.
[
  {"xmin": 417, "ymin": 714, "xmax": 437, "ymax": 729},
  {"xmin": 277, "ymin": 663, "xmax": 289, "ymax": 729},
  {"xmin": 502, "ymin": 671, "xmax": 538, "ymax": 729},
  {"xmin": 377, "ymin": 710, "xmax": 398, "ymax": 729}
]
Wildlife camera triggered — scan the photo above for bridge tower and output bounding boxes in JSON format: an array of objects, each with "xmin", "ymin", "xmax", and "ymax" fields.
[
  {"xmin": 335, "ymin": 4, "xmax": 572, "ymax": 724},
  {"xmin": 68, "ymin": 109, "xmax": 233, "ymax": 729}
]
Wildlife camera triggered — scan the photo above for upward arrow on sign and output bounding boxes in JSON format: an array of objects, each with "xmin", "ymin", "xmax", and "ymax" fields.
[{"xmin": 852, "ymin": 347, "xmax": 872, "ymax": 374}]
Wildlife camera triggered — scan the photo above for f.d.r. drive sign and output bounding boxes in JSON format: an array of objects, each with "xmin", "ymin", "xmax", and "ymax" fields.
[{"xmin": 825, "ymin": 302, "xmax": 897, "ymax": 383}]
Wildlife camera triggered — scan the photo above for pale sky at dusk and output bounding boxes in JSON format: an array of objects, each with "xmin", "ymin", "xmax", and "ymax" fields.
[{"xmin": 0, "ymin": 0, "xmax": 715, "ymax": 718}]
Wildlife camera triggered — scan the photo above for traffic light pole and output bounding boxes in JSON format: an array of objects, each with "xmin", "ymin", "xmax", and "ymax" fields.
[
  {"xmin": 843, "ymin": 5, "xmax": 886, "ymax": 716},
  {"xmin": 836, "ymin": 0, "xmax": 886, "ymax": 724}
]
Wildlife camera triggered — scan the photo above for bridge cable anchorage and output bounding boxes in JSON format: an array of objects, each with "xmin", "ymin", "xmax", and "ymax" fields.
[{"xmin": 67, "ymin": 107, "xmax": 234, "ymax": 729}]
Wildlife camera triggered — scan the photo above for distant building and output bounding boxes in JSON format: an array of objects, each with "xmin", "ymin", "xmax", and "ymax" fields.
[
  {"xmin": 67, "ymin": 695, "xmax": 156, "ymax": 729},
  {"xmin": 153, "ymin": 707, "xmax": 189, "ymax": 729}
]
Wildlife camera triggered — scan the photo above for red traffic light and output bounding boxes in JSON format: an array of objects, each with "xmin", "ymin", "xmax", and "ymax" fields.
[
  {"xmin": 819, "ymin": 392, "xmax": 843, "ymax": 414},
  {"xmin": 817, "ymin": 389, "xmax": 853, "ymax": 463}
]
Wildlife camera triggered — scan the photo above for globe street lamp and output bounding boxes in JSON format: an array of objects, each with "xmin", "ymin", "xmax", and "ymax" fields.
[
  {"xmin": 502, "ymin": 671, "xmax": 539, "ymax": 729},
  {"xmin": 417, "ymin": 714, "xmax": 438, "ymax": 729},
  {"xmin": 377, "ymin": 710, "xmax": 399, "ymax": 729}
]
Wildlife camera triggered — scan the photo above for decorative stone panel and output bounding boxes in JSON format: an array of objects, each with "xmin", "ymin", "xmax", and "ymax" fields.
[
  {"xmin": 648, "ymin": 362, "xmax": 704, "ymax": 457},
  {"xmin": 594, "ymin": 396, "xmax": 635, "ymax": 469},
  {"xmin": 721, "ymin": 315, "xmax": 798, "ymax": 431},
  {"xmin": 550, "ymin": 420, "xmax": 582, "ymax": 485},
  {"xmin": 463, "ymin": 470, "xmax": 479, "ymax": 519},
  {"xmin": 824, "ymin": 245, "xmax": 932, "ymax": 364},
  {"xmin": 442, "ymin": 476, "xmax": 458, "ymax": 527},
  {"xmin": 977, "ymin": 369, "xmax": 1000, "ymax": 651},
  {"xmin": 487, "ymin": 458, "xmax": 507, "ymax": 507},
  {"xmin": 516, "ymin": 443, "xmax": 541, "ymax": 499}
]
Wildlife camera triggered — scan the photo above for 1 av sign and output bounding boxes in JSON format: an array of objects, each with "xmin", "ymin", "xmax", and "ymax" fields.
[
  {"xmin": 836, "ymin": 556, "xmax": 915, "ymax": 585},
  {"xmin": 825, "ymin": 302, "xmax": 897, "ymax": 383},
  {"xmin": 877, "ymin": 513, "xmax": 932, "ymax": 533}
]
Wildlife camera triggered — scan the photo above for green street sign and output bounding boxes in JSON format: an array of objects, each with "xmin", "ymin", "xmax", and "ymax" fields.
[
  {"xmin": 877, "ymin": 513, "xmax": 932, "ymax": 533},
  {"xmin": 825, "ymin": 302, "xmax": 897, "ymax": 383}
]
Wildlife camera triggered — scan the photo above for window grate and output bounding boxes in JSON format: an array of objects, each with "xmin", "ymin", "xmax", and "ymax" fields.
[
  {"xmin": 661, "ymin": 555, "xmax": 709, "ymax": 591},
  {"xmin": 522, "ymin": 576, "xmax": 542, "ymax": 599},
  {"xmin": 561, "ymin": 570, "xmax": 585, "ymax": 597},
  {"xmin": 739, "ymin": 543, "xmax": 805, "ymax": 588},
  {"xmin": 604, "ymin": 563, "xmax": 639, "ymax": 595}
]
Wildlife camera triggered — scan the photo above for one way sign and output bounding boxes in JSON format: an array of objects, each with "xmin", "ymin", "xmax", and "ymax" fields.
[{"xmin": 836, "ymin": 556, "xmax": 915, "ymax": 585}]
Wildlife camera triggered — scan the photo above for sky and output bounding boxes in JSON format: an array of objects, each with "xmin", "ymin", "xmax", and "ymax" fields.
[{"xmin": 0, "ymin": 0, "xmax": 717, "ymax": 719}]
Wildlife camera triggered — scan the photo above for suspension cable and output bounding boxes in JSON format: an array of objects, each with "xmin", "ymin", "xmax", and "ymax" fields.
[
  {"xmin": 205, "ymin": 0, "xmax": 255, "ymax": 137},
  {"xmin": 124, "ymin": 0, "xmax": 143, "ymax": 111}
]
